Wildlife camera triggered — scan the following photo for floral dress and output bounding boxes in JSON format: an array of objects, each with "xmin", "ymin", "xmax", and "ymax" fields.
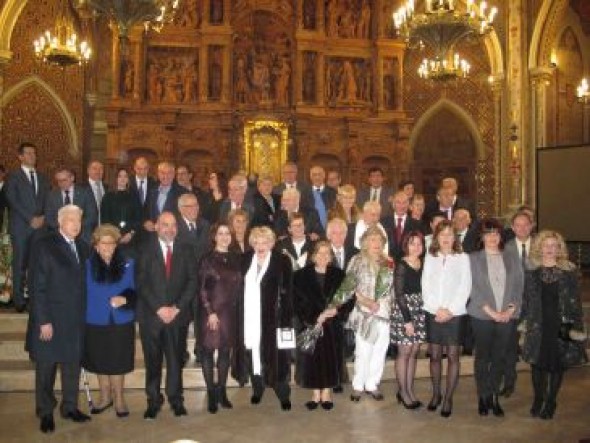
[{"xmin": 390, "ymin": 260, "xmax": 426, "ymax": 345}]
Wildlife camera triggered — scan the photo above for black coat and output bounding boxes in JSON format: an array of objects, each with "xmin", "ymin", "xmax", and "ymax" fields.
[
  {"xmin": 521, "ymin": 268, "xmax": 586, "ymax": 368},
  {"xmin": 100, "ymin": 190, "xmax": 142, "ymax": 236},
  {"xmin": 232, "ymin": 250, "xmax": 294, "ymax": 387},
  {"xmin": 175, "ymin": 216, "xmax": 211, "ymax": 263},
  {"xmin": 129, "ymin": 175, "xmax": 157, "ymax": 215},
  {"xmin": 26, "ymin": 232, "xmax": 89, "ymax": 363},
  {"xmin": 136, "ymin": 237, "xmax": 198, "ymax": 327},
  {"xmin": 293, "ymin": 264, "xmax": 346, "ymax": 389},
  {"xmin": 274, "ymin": 206, "xmax": 324, "ymax": 240},
  {"xmin": 0, "ymin": 183, "xmax": 6, "ymax": 231},
  {"xmin": 251, "ymin": 191, "xmax": 281, "ymax": 228},
  {"xmin": 45, "ymin": 186, "xmax": 98, "ymax": 244}
]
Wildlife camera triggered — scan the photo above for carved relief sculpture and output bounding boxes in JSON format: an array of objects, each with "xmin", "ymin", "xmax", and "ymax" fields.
[
  {"xmin": 326, "ymin": 0, "xmax": 339, "ymax": 36},
  {"xmin": 303, "ymin": 0, "xmax": 316, "ymax": 30},
  {"xmin": 123, "ymin": 61, "xmax": 134, "ymax": 97},
  {"xmin": 383, "ymin": 57, "xmax": 398, "ymax": 110},
  {"xmin": 209, "ymin": 46, "xmax": 223, "ymax": 100},
  {"xmin": 148, "ymin": 60, "xmax": 163, "ymax": 103},
  {"xmin": 274, "ymin": 58, "xmax": 291, "ymax": 107},
  {"xmin": 357, "ymin": 0, "xmax": 371, "ymax": 38},
  {"xmin": 182, "ymin": 59, "xmax": 199, "ymax": 103},
  {"xmin": 234, "ymin": 57, "xmax": 250, "ymax": 103},
  {"xmin": 177, "ymin": 0, "xmax": 201, "ymax": 28},
  {"xmin": 337, "ymin": 60, "xmax": 358, "ymax": 103},
  {"xmin": 164, "ymin": 59, "xmax": 182, "ymax": 103},
  {"xmin": 302, "ymin": 51, "xmax": 316, "ymax": 103},
  {"xmin": 338, "ymin": 8, "xmax": 356, "ymax": 38}
]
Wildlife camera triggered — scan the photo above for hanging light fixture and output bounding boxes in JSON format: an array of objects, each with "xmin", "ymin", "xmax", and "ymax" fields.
[
  {"xmin": 577, "ymin": 78, "xmax": 589, "ymax": 104},
  {"xmin": 393, "ymin": 0, "xmax": 497, "ymax": 81},
  {"xmin": 33, "ymin": 0, "xmax": 92, "ymax": 67}
]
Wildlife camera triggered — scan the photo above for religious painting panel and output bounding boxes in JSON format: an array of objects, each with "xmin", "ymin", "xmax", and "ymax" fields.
[
  {"xmin": 243, "ymin": 120, "xmax": 288, "ymax": 184},
  {"xmin": 146, "ymin": 47, "xmax": 199, "ymax": 104}
]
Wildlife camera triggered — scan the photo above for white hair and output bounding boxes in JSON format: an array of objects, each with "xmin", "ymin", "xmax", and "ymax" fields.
[{"xmin": 57, "ymin": 204, "xmax": 83, "ymax": 224}]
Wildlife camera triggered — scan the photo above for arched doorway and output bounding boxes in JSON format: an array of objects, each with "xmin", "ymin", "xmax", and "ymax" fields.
[{"xmin": 411, "ymin": 106, "xmax": 480, "ymax": 204}]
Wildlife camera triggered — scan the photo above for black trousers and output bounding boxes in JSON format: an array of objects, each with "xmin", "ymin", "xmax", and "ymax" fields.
[
  {"xmin": 139, "ymin": 320, "xmax": 184, "ymax": 407},
  {"xmin": 502, "ymin": 322, "xmax": 520, "ymax": 389},
  {"xmin": 35, "ymin": 360, "xmax": 80, "ymax": 417},
  {"xmin": 471, "ymin": 318, "xmax": 515, "ymax": 398},
  {"xmin": 10, "ymin": 229, "xmax": 36, "ymax": 306},
  {"xmin": 246, "ymin": 350, "xmax": 290, "ymax": 402}
]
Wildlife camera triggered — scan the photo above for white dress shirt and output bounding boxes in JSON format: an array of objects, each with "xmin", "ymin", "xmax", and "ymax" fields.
[{"xmin": 421, "ymin": 252, "xmax": 472, "ymax": 316}]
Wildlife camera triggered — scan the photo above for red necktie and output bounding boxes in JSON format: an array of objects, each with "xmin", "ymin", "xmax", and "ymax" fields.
[
  {"xmin": 165, "ymin": 244, "xmax": 172, "ymax": 279},
  {"xmin": 396, "ymin": 217, "xmax": 403, "ymax": 244}
]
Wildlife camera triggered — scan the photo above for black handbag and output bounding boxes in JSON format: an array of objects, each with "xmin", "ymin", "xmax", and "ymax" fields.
[{"xmin": 297, "ymin": 325, "xmax": 323, "ymax": 355}]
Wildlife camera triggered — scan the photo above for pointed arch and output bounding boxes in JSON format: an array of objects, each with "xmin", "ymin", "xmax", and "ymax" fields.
[
  {"xmin": 1, "ymin": 75, "xmax": 80, "ymax": 157},
  {"xmin": 483, "ymin": 30, "xmax": 504, "ymax": 77},
  {"xmin": 408, "ymin": 99, "xmax": 486, "ymax": 161},
  {"xmin": 529, "ymin": 0, "xmax": 570, "ymax": 69},
  {"xmin": 0, "ymin": 0, "xmax": 28, "ymax": 60}
]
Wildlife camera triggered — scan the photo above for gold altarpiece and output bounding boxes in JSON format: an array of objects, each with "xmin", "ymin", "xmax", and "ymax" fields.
[{"xmin": 103, "ymin": 0, "xmax": 415, "ymax": 191}]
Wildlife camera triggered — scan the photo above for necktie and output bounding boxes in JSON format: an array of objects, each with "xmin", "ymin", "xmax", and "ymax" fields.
[
  {"xmin": 157, "ymin": 187, "xmax": 167, "ymax": 214},
  {"xmin": 69, "ymin": 240, "xmax": 79, "ymax": 263},
  {"xmin": 336, "ymin": 249, "xmax": 344, "ymax": 269},
  {"xmin": 314, "ymin": 187, "xmax": 327, "ymax": 229},
  {"xmin": 396, "ymin": 217, "xmax": 403, "ymax": 244},
  {"xmin": 64, "ymin": 189, "xmax": 71, "ymax": 205},
  {"xmin": 521, "ymin": 242, "xmax": 527, "ymax": 268},
  {"xmin": 139, "ymin": 180, "xmax": 145, "ymax": 204},
  {"xmin": 371, "ymin": 188, "xmax": 377, "ymax": 201},
  {"xmin": 165, "ymin": 244, "xmax": 172, "ymax": 279},
  {"xmin": 189, "ymin": 222, "xmax": 195, "ymax": 232},
  {"xmin": 29, "ymin": 170, "xmax": 37, "ymax": 195},
  {"xmin": 95, "ymin": 182, "xmax": 104, "ymax": 205}
]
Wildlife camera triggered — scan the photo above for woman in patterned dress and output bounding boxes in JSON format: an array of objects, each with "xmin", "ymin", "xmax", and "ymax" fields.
[{"xmin": 390, "ymin": 230, "xmax": 426, "ymax": 409}]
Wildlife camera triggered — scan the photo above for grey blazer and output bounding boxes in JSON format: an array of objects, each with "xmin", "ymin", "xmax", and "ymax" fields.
[
  {"xmin": 356, "ymin": 186, "xmax": 394, "ymax": 218},
  {"xmin": 467, "ymin": 249, "xmax": 524, "ymax": 320}
]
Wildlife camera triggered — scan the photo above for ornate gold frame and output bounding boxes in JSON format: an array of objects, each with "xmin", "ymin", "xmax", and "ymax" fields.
[{"xmin": 243, "ymin": 119, "xmax": 288, "ymax": 183}]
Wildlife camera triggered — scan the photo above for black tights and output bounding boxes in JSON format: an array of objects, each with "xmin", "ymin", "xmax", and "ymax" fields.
[
  {"xmin": 531, "ymin": 365, "xmax": 563, "ymax": 408},
  {"xmin": 429, "ymin": 344, "xmax": 460, "ymax": 407},
  {"xmin": 395, "ymin": 343, "xmax": 420, "ymax": 402},
  {"xmin": 201, "ymin": 348, "xmax": 231, "ymax": 390}
]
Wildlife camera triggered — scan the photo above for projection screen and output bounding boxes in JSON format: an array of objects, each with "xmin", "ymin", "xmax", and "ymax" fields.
[{"xmin": 536, "ymin": 145, "xmax": 590, "ymax": 242}]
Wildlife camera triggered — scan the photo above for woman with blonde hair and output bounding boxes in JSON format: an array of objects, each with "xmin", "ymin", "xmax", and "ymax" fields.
[
  {"xmin": 228, "ymin": 208, "xmax": 251, "ymax": 254},
  {"xmin": 83, "ymin": 224, "xmax": 136, "ymax": 417},
  {"xmin": 232, "ymin": 226, "xmax": 294, "ymax": 410},
  {"xmin": 521, "ymin": 230, "xmax": 586, "ymax": 420},
  {"xmin": 328, "ymin": 184, "xmax": 361, "ymax": 224},
  {"xmin": 332, "ymin": 226, "xmax": 394, "ymax": 402}
]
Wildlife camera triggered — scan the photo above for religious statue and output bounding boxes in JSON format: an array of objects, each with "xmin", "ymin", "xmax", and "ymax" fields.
[
  {"xmin": 210, "ymin": 0, "xmax": 223, "ymax": 24},
  {"xmin": 358, "ymin": 60, "xmax": 371, "ymax": 102},
  {"xmin": 357, "ymin": 1, "xmax": 371, "ymax": 38},
  {"xmin": 163, "ymin": 138, "xmax": 175, "ymax": 159},
  {"xmin": 303, "ymin": 0, "xmax": 316, "ymax": 29},
  {"xmin": 274, "ymin": 58, "xmax": 291, "ymax": 106},
  {"xmin": 326, "ymin": 0, "xmax": 339, "ymax": 37},
  {"xmin": 234, "ymin": 57, "xmax": 249, "ymax": 103},
  {"xmin": 251, "ymin": 56, "xmax": 271, "ymax": 102},
  {"xmin": 338, "ymin": 8, "xmax": 356, "ymax": 38},
  {"xmin": 178, "ymin": 0, "xmax": 200, "ymax": 28},
  {"xmin": 182, "ymin": 59, "xmax": 198, "ymax": 103},
  {"xmin": 164, "ymin": 59, "xmax": 181, "ymax": 103},
  {"xmin": 209, "ymin": 47, "xmax": 222, "ymax": 100},
  {"xmin": 338, "ymin": 60, "xmax": 358, "ymax": 102},
  {"xmin": 123, "ymin": 61, "xmax": 134, "ymax": 97},
  {"xmin": 148, "ymin": 61, "xmax": 162, "ymax": 103},
  {"xmin": 303, "ymin": 52, "xmax": 316, "ymax": 103}
]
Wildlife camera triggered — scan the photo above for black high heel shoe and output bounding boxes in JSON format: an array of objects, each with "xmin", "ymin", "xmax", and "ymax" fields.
[
  {"xmin": 491, "ymin": 395, "xmax": 504, "ymax": 417},
  {"xmin": 427, "ymin": 394, "xmax": 442, "ymax": 411},
  {"xmin": 440, "ymin": 399, "xmax": 453, "ymax": 418},
  {"xmin": 305, "ymin": 400, "xmax": 319, "ymax": 410},
  {"xmin": 478, "ymin": 397, "xmax": 489, "ymax": 416},
  {"xmin": 396, "ymin": 392, "xmax": 419, "ymax": 410},
  {"xmin": 90, "ymin": 401, "xmax": 113, "ymax": 415}
]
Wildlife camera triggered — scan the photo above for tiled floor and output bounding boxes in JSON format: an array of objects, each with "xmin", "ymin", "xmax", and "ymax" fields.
[{"xmin": 0, "ymin": 366, "xmax": 589, "ymax": 443}]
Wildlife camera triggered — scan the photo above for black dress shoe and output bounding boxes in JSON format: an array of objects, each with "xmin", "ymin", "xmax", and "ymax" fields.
[
  {"xmin": 332, "ymin": 385, "xmax": 343, "ymax": 394},
  {"xmin": 280, "ymin": 400, "xmax": 292, "ymax": 411},
  {"xmin": 530, "ymin": 399, "xmax": 543, "ymax": 417},
  {"xmin": 491, "ymin": 395, "xmax": 504, "ymax": 417},
  {"xmin": 143, "ymin": 405, "xmax": 160, "ymax": 420},
  {"xmin": 539, "ymin": 401, "xmax": 556, "ymax": 420},
  {"xmin": 478, "ymin": 397, "xmax": 489, "ymax": 416},
  {"xmin": 321, "ymin": 401, "xmax": 334, "ymax": 411},
  {"xmin": 305, "ymin": 401, "xmax": 319, "ymax": 410},
  {"xmin": 14, "ymin": 301, "xmax": 28, "ymax": 313},
  {"xmin": 90, "ymin": 401, "xmax": 113, "ymax": 415},
  {"xmin": 500, "ymin": 386, "xmax": 514, "ymax": 398},
  {"xmin": 172, "ymin": 404, "xmax": 187, "ymax": 417},
  {"xmin": 61, "ymin": 409, "xmax": 91, "ymax": 422},
  {"xmin": 250, "ymin": 395, "xmax": 262, "ymax": 405},
  {"xmin": 115, "ymin": 409, "xmax": 129, "ymax": 418},
  {"xmin": 40, "ymin": 415, "xmax": 55, "ymax": 433},
  {"xmin": 350, "ymin": 391, "xmax": 361, "ymax": 402}
]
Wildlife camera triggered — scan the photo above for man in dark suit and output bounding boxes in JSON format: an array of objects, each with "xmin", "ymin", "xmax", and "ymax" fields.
[
  {"xmin": 276, "ymin": 212, "xmax": 315, "ymax": 271},
  {"xmin": 274, "ymin": 187, "xmax": 323, "ymax": 241},
  {"xmin": 453, "ymin": 208, "xmax": 479, "ymax": 254},
  {"xmin": 251, "ymin": 175, "xmax": 281, "ymax": 228},
  {"xmin": 26, "ymin": 205, "xmax": 91, "ymax": 433},
  {"xmin": 442, "ymin": 176, "xmax": 477, "ymax": 221},
  {"xmin": 129, "ymin": 156, "xmax": 157, "ymax": 215},
  {"xmin": 218, "ymin": 174, "xmax": 254, "ymax": 222},
  {"xmin": 137, "ymin": 211, "xmax": 198, "ymax": 419},
  {"xmin": 45, "ymin": 168, "xmax": 98, "ymax": 244},
  {"xmin": 85, "ymin": 160, "xmax": 106, "ymax": 223},
  {"xmin": 356, "ymin": 167, "xmax": 394, "ymax": 218},
  {"xmin": 4, "ymin": 143, "xmax": 50, "ymax": 311},
  {"xmin": 382, "ymin": 191, "xmax": 424, "ymax": 261},
  {"xmin": 176, "ymin": 164, "xmax": 206, "ymax": 207},
  {"xmin": 175, "ymin": 193, "xmax": 211, "ymax": 365},
  {"xmin": 309, "ymin": 165, "xmax": 337, "ymax": 232},
  {"xmin": 143, "ymin": 161, "xmax": 187, "ymax": 233},
  {"xmin": 272, "ymin": 161, "xmax": 313, "ymax": 208}
]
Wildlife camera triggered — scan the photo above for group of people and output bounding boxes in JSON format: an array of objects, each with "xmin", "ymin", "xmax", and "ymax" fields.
[{"xmin": 0, "ymin": 143, "xmax": 586, "ymax": 434}]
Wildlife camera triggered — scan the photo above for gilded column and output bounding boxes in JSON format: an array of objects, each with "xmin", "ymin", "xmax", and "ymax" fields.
[
  {"xmin": 506, "ymin": 0, "xmax": 527, "ymax": 210},
  {"xmin": 133, "ymin": 38, "xmax": 143, "ymax": 101},
  {"xmin": 317, "ymin": 51, "xmax": 325, "ymax": 106},
  {"xmin": 490, "ymin": 77, "xmax": 504, "ymax": 216}
]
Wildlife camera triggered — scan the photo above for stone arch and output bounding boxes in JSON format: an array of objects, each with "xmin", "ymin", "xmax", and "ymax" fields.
[
  {"xmin": 409, "ymin": 99, "xmax": 486, "ymax": 160},
  {"xmin": 529, "ymin": 0, "xmax": 570, "ymax": 69},
  {"xmin": 483, "ymin": 30, "xmax": 505, "ymax": 77},
  {"xmin": 309, "ymin": 153, "xmax": 342, "ymax": 172},
  {"xmin": 1, "ymin": 75, "xmax": 79, "ymax": 157},
  {"xmin": 0, "ymin": 0, "xmax": 27, "ymax": 59}
]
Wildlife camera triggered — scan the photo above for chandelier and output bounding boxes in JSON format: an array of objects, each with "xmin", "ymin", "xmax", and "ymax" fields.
[
  {"xmin": 418, "ymin": 52, "xmax": 470, "ymax": 81},
  {"xmin": 577, "ymin": 78, "xmax": 589, "ymax": 104},
  {"xmin": 394, "ymin": 0, "xmax": 497, "ymax": 81},
  {"xmin": 75, "ymin": 0, "xmax": 181, "ymax": 44},
  {"xmin": 33, "ymin": 0, "xmax": 91, "ymax": 67}
]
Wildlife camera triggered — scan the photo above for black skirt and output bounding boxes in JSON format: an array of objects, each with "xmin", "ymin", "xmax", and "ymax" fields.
[
  {"xmin": 83, "ymin": 323, "xmax": 135, "ymax": 375},
  {"xmin": 426, "ymin": 313, "xmax": 464, "ymax": 346}
]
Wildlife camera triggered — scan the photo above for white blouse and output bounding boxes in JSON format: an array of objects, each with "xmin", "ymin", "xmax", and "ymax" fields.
[{"xmin": 421, "ymin": 252, "xmax": 472, "ymax": 316}]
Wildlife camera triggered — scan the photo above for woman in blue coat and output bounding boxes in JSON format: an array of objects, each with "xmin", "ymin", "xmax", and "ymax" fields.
[{"xmin": 83, "ymin": 224, "xmax": 136, "ymax": 418}]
